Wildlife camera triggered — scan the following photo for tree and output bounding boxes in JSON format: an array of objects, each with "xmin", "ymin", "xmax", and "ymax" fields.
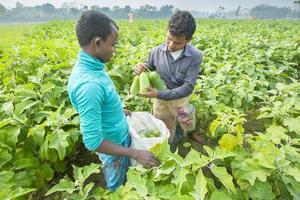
[
  {"xmin": 159, "ymin": 5, "xmax": 174, "ymax": 18},
  {"xmin": 250, "ymin": 4, "xmax": 291, "ymax": 19},
  {"xmin": 16, "ymin": 1, "xmax": 24, "ymax": 9},
  {"xmin": 294, "ymin": 0, "xmax": 300, "ymax": 18},
  {"xmin": 40, "ymin": 3, "xmax": 55, "ymax": 14},
  {"xmin": 0, "ymin": 4, "xmax": 7, "ymax": 14}
]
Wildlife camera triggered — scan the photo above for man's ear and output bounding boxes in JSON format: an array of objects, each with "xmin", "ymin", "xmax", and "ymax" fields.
[{"xmin": 94, "ymin": 37, "xmax": 103, "ymax": 47}]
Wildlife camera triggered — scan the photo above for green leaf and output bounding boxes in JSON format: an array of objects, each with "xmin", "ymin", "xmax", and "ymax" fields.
[
  {"xmin": 218, "ymin": 134, "xmax": 239, "ymax": 150},
  {"xmin": 0, "ymin": 120, "xmax": 11, "ymax": 128},
  {"xmin": 183, "ymin": 148, "xmax": 209, "ymax": 170},
  {"xmin": 266, "ymin": 125, "xmax": 288, "ymax": 144},
  {"xmin": 48, "ymin": 129, "xmax": 69, "ymax": 160},
  {"xmin": 15, "ymin": 99, "xmax": 38, "ymax": 116},
  {"xmin": 74, "ymin": 163, "xmax": 101, "ymax": 184},
  {"xmin": 210, "ymin": 191, "xmax": 231, "ymax": 200},
  {"xmin": 45, "ymin": 179, "xmax": 75, "ymax": 196},
  {"xmin": 211, "ymin": 166, "xmax": 236, "ymax": 193},
  {"xmin": 13, "ymin": 157, "xmax": 40, "ymax": 170},
  {"xmin": 155, "ymin": 184, "xmax": 176, "ymax": 199},
  {"xmin": 282, "ymin": 176, "xmax": 300, "ymax": 200},
  {"xmin": 40, "ymin": 163, "xmax": 54, "ymax": 181},
  {"xmin": 9, "ymin": 187, "xmax": 36, "ymax": 199},
  {"xmin": 0, "ymin": 149, "xmax": 12, "ymax": 168},
  {"xmin": 191, "ymin": 169, "xmax": 208, "ymax": 200},
  {"xmin": 82, "ymin": 182, "xmax": 95, "ymax": 198},
  {"xmin": 127, "ymin": 169, "xmax": 148, "ymax": 198},
  {"xmin": 28, "ymin": 124, "xmax": 45, "ymax": 145},
  {"xmin": 0, "ymin": 125, "xmax": 21, "ymax": 147},
  {"xmin": 150, "ymin": 139, "xmax": 171, "ymax": 161},
  {"xmin": 40, "ymin": 83, "xmax": 55, "ymax": 95},
  {"xmin": 2, "ymin": 101, "xmax": 14, "ymax": 115},
  {"xmin": 286, "ymin": 166, "xmax": 300, "ymax": 182},
  {"xmin": 171, "ymin": 166, "xmax": 189, "ymax": 194},
  {"xmin": 152, "ymin": 159, "xmax": 176, "ymax": 182},
  {"xmin": 209, "ymin": 118, "xmax": 221, "ymax": 138},
  {"xmin": 284, "ymin": 117, "xmax": 300, "ymax": 135},
  {"xmin": 250, "ymin": 181, "xmax": 275, "ymax": 200}
]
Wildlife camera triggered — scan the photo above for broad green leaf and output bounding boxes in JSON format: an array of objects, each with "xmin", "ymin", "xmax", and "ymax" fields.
[
  {"xmin": 2, "ymin": 101, "xmax": 14, "ymax": 115},
  {"xmin": 209, "ymin": 118, "xmax": 221, "ymax": 138},
  {"xmin": 45, "ymin": 179, "xmax": 75, "ymax": 196},
  {"xmin": 0, "ymin": 120, "xmax": 11, "ymax": 128},
  {"xmin": 218, "ymin": 134, "xmax": 239, "ymax": 151},
  {"xmin": 284, "ymin": 117, "xmax": 300, "ymax": 135},
  {"xmin": 40, "ymin": 163, "xmax": 54, "ymax": 181},
  {"xmin": 152, "ymin": 159, "xmax": 176, "ymax": 182},
  {"xmin": 211, "ymin": 166, "xmax": 236, "ymax": 193},
  {"xmin": 48, "ymin": 129, "xmax": 69, "ymax": 160},
  {"xmin": 282, "ymin": 175, "xmax": 300, "ymax": 199},
  {"xmin": 183, "ymin": 148, "xmax": 209, "ymax": 170},
  {"xmin": 40, "ymin": 83, "xmax": 55, "ymax": 95},
  {"xmin": 15, "ymin": 99, "xmax": 38, "ymax": 116},
  {"xmin": 9, "ymin": 187, "xmax": 36, "ymax": 199},
  {"xmin": 13, "ymin": 157, "xmax": 40, "ymax": 170},
  {"xmin": 0, "ymin": 125, "xmax": 21, "ymax": 147},
  {"xmin": 150, "ymin": 139, "xmax": 171, "ymax": 161},
  {"xmin": 266, "ymin": 125, "xmax": 288, "ymax": 144},
  {"xmin": 250, "ymin": 181, "xmax": 275, "ymax": 200},
  {"xmin": 155, "ymin": 184, "xmax": 176, "ymax": 199},
  {"xmin": 74, "ymin": 163, "xmax": 101, "ymax": 184},
  {"xmin": 14, "ymin": 169, "xmax": 37, "ymax": 188},
  {"xmin": 28, "ymin": 124, "xmax": 45, "ymax": 145},
  {"xmin": 0, "ymin": 149, "xmax": 12, "ymax": 168},
  {"xmin": 286, "ymin": 166, "xmax": 300, "ymax": 182},
  {"xmin": 171, "ymin": 166, "xmax": 189, "ymax": 194},
  {"xmin": 83, "ymin": 182, "xmax": 95, "ymax": 198},
  {"xmin": 127, "ymin": 169, "xmax": 148, "ymax": 198},
  {"xmin": 191, "ymin": 169, "xmax": 208, "ymax": 200},
  {"xmin": 210, "ymin": 191, "xmax": 231, "ymax": 200}
]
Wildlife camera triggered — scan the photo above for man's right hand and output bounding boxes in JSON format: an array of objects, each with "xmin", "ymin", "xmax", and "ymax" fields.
[
  {"xmin": 134, "ymin": 63, "xmax": 146, "ymax": 75},
  {"xmin": 133, "ymin": 149, "xmax": 161, "ymax": 168}
]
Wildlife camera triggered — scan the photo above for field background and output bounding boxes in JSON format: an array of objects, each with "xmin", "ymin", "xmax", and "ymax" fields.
[{"xmin": 0, "ymin": 19, "xmax": 299, "ymax": 199}]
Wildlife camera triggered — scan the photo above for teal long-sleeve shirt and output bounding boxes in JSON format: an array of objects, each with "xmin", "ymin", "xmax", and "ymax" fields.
[{"xmin": 67, "ymin": 50, "xmax": 128, "ymax": 151}]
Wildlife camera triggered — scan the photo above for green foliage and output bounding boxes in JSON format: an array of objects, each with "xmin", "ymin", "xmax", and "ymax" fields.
[{"xmin": 0, "ymin": 19, "xmax": 299, "ymax": 199}]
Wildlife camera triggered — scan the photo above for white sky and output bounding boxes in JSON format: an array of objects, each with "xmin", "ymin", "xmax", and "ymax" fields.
[{"xmin": 0, "ymin": 0, "xmax": 296, "ymax": 12}]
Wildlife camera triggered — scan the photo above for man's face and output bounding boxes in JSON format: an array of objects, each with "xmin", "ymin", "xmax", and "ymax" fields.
[
  {"xmin": 166, "ymin": 31, "xmax": 189, "ymax": 52},
  {"xmin": 96, "ymin": 24, "xmax": 118, "ymax": 63}
]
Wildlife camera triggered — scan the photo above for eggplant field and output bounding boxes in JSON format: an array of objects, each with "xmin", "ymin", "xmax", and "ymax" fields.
[{"xmin": 0, "ymin": 19, "xmax": 300, "ymax": 200}]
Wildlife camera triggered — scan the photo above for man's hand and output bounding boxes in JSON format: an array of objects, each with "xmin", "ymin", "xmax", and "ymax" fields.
[
  {"xmin": 123, "ymin": 109, "xmax": 132, "ymax": 116},
  {"xmin": 135, "ymin": 63, "xmax": 146, "ymax": 75},
  {"xmin": 140, "ymin": 87, "xmax": 157, "ymax": 98},
  {"xmin": 133, "ymin": 150, "xmax": 161, "ymax": 168}
]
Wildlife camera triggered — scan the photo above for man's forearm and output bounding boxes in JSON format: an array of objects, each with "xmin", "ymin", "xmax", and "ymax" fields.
[{"xmin": 96, "ymin": 140, "xmax": 137, "ymax": 159}]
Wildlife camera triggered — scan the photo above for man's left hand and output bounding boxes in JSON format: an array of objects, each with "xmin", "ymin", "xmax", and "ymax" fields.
[{"xmin": 140, "ymin": 87, "xmax": 157, "ymax": 98}]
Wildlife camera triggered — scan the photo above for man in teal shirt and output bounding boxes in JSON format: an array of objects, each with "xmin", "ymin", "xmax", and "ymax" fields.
[{"xmin": 67, "ymin": 11, "xmax": 160, "ymax": 191}]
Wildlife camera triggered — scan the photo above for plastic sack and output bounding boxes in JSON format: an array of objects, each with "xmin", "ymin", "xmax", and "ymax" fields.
[{"xmin": 127, "ymin": 112, "xmax": 170, "ymax": 165}]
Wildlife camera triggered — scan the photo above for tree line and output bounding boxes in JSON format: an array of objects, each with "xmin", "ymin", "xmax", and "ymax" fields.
[{"xmin": 0, "ymin": 2, "xmax": 299, "ymax": 23}]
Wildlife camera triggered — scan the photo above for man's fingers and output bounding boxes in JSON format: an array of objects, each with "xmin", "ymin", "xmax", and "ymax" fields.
[{"xmin": 151, "ymin": 155, "xmax": 161, "ymax": 165}]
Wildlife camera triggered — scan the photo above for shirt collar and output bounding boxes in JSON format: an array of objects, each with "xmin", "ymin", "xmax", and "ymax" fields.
[
  {"xmin": 77, "ymin": 50, "xmax": 105, "ymax": 70},
  {"xmin": 161, "ymin": 43, "xmax": 193, "ymax": 57}
]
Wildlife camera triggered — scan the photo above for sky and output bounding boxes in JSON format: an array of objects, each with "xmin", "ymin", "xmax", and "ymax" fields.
[{"xmin": 0, "ymin": 0, "xmax": 296, "ymax": 12}]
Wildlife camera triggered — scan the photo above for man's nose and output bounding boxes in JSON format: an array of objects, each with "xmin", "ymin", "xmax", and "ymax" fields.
[{"xmin": 168, "ymin": 41, "xmax": 176, "ymax": 50}]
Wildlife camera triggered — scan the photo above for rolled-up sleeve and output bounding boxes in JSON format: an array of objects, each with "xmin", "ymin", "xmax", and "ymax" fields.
[
  {"xmin": 157, "ymin": 52, "xmax": 203, "ymax": 100},
  {"xmin": 75, "ymin": 82, "xmax": 105, "ymax": 151}
]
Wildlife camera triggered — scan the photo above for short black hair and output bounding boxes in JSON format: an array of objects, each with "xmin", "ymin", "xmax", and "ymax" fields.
[
  {"xmin": 168, "ymin": 10, "xmax": 196, "ymax": 39},
  {"xmin": 76, "ymin": 10, "xmax": 118, "ymax": 47}
]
